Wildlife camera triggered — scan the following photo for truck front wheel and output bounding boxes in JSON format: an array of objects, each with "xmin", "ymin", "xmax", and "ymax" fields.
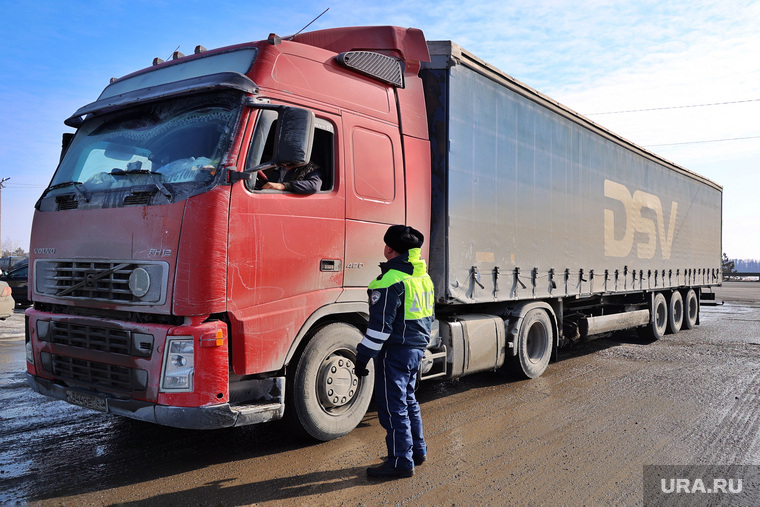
[
  {"xmin": 511, "ymin": 308, "xmax": 553, "ymax": 379},
  {"xmin": 286, "ymin": 323, "xmax": 374, "ymax": 441}
]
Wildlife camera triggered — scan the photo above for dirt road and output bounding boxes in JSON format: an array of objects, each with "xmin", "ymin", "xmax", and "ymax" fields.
[{"xmin": 1, "ymin": 283, "xmax": 758, "ymax": 505}]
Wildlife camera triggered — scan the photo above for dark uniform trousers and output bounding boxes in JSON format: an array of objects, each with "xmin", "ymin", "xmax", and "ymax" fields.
[{"xmin": 374, "ymin": 347, "xmax": 425, "ymax": 470}]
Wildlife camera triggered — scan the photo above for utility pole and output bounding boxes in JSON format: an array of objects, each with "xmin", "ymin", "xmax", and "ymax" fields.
[{"xmin": 0, "ymin": 177, "xmax": 8, "ymax": 254}]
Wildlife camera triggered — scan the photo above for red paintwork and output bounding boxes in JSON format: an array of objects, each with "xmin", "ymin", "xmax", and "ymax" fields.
[
  {"xmin": 288, "ymin": 26, "xmax": 430, "ymax": 140},
  {"xmin": 160, "ymin": 319, "xmax": 229, "ymax": 407},
  {"xmin": 29, "ymin": 201, "xmax": 184, "ymax": 313},
  {"xmin": 27, "ymin": 307, "xmax": 173, "ymax": 403},
  {"xmin": 173, "ymin": 187, "xmax": 230, "ymax": 316},
  {"xmin": 224, "ymin": 27, "xmax": 432, "ymax": 375},
  {"xmin": 27, "ymin": 26, "xmax": 434, "ymax": 423},
  {"xmin": 227, "ymin": 176, "xmax": 346, "ymax": 374},
  {"xmin": 291, "ymin": 26, "xmax": 430, "ymax": 62}
]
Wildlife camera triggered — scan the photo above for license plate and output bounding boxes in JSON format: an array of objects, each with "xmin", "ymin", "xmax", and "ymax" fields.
[{"xmin": 65, "ymin": 390, "xmax": 108, "ymax": 413}]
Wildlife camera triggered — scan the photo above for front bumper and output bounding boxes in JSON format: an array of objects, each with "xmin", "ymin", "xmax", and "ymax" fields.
[{"xmin": 27, "ymin": 373, "xmax": 285, "ymax": 430}]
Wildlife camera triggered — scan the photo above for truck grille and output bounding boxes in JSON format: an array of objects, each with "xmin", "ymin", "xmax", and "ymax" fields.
[
  {"xmin": 52, "ymin": 261, "xmax": 133, "ymax": 301},
  {"xmin": 34, "ymin": 259, "xmax": 168, "ymax": 305},
  {"xmin": 47, "ymin": 321, "xmax": 154, "ymax": 357},
  {"xmin": 41, "ymin": 353, "xmax": 147, "ymax": 392}
]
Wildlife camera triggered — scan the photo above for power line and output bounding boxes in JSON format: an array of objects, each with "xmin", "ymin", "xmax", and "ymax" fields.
[
  {"xmin": 645, "ymin": 135, "xmax": 760, "ymax": 147},
  {"xmin": 2, "ymin": 183, "xmax": 47, "ymax": 189},
  {"xmin": 586, "ymin": 98, "xmax": 760, "ymax": 115}
]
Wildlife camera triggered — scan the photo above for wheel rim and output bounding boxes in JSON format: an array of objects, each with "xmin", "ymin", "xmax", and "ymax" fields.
[
  {"xmin": 673, "ymin": 299, "xmax": 683, "ymax": 323},
  {"xmin": 688, "ymin": 294, "xmax": 698, "ymax": 321},
  {"xmin": 316, "ymin": 350, "xmax": 360, "ymax": 414},
  {"xmin": 526, "ymin": 321, "xmax": 549, "ymax": 364},
  {"xmin": 656, "ymin": 301, "xmax": 667, "ymax": 329}
]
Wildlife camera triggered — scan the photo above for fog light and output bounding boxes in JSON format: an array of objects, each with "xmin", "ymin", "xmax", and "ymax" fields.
[{"xmin": 160, "ymin": 337, "xmax": 194, "ymax": 392}]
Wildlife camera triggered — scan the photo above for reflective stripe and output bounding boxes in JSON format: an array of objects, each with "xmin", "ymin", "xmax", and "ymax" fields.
[
  {"xmin": 367, "ymin": 328, "xmax": 391, "ymax": 341},
  {"xmin": 359, "ymin": 337, "xmax": 384, "ymax": 351},
  {"xmin": 404, "ymin": 276, "xmax": 435, "ymax": 320},
  {"xmin": 369, "ymin": 269, "xmax": 408, "ymax": 290}
]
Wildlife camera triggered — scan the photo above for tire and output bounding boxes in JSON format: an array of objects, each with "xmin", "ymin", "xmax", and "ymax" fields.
[
  {"xmin": 682, "ymin": 289, "xmax": 698, "ymax": 330},
  {"xmin": 641, "ymin": 292, "xmax": 668, "ymax": 341},
  {"xmin": 511, "ymin": 308, "xmax": 553, "ymax": 379},
  {"xmin": 666, "ymin": 290, "xmax": 684, "ymax": 334},
  {"xmin": 286, "ymin": 323, "xmax": 374, "ymax": 441}
]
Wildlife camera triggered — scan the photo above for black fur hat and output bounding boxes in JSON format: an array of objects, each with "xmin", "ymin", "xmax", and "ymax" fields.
[{"xmin": 384, "ymin": 225, "xmax": 424, "ymax": 253}]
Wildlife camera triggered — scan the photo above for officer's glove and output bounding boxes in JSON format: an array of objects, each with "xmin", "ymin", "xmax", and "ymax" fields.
[{"xmin": 354, "ymin": 360, "xmax": 369, "ymax": 378}]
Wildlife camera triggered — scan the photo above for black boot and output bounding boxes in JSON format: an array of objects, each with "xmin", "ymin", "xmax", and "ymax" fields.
[{"xmin": 367, "ymin": 460, "xmax": 414, "ymax": 479}]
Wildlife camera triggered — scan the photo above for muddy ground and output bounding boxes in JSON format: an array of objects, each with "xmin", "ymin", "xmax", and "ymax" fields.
[{"xmin": 1, "ymin": 282, "xmax": 758, "ymax": 506}]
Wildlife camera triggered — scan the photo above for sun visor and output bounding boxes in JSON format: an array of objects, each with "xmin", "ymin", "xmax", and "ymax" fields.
[{"xmin": 65, "ymin": 72, "xmax": 258, "ymax": 127}]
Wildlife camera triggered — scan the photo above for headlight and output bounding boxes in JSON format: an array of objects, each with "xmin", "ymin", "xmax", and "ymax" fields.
[
  {"xmin": 160, "ymin": 337, "xmax": 194, "ymax": 392},
  {"xmin": 128, "ymin": 267, "xmax": 151, "ymax": 298},
  {"xmin": 26, "ymin": 340, "xmax": 34, "ymax": 364}
]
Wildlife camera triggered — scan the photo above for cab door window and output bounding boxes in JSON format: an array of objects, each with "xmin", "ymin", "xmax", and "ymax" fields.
[{"xmin": 244, "ymin": 110, "xmax": 334, "ymax": 192}]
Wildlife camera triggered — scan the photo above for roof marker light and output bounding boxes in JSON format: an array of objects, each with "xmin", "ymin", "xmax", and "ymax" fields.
[
  {"xmin": 153, "ymin": 57, "xmax": 165, "ymax": 66},
  {"xmin": 194, "ymin": 45, "xmax": 207, "ymax": 54},
  {"xmin": 172, "ymin": 51, "xmax": 185, "ymax": 60}
]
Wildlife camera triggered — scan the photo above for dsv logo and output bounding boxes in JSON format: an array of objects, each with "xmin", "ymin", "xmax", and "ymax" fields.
[{"xmin": 604, "ymin": 180, "xmax": 678, "ymax": 260}]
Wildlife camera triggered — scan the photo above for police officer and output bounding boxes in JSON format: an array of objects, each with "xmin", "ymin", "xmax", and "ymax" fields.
[{"xmin": 355, "ymin": 225, "xmax": 435, "ymax": 479}]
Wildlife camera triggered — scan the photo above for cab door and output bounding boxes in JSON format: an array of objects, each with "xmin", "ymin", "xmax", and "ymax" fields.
[{"xmin": 228, "ymin": 109, "xmax": 345, "ymax": 374}]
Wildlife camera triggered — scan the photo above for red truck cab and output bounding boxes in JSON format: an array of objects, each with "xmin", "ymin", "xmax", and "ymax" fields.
[{"xmin": 26, "ymin": 26, "xmax": 431, "ymax": 439}]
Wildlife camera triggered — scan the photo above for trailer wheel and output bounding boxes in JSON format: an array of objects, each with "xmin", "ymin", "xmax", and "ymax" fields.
[
  {"xmin": 682, "ymin": 289, "xmax": 698, "ymax": 330},
  {"xmin": 666, "ymin": 291, "xmax": 684, "ymax": 334},
  {"xmin": 286, "ymin": 323, "xmax": 374, "ymax": 441},
  {"xmin": 640, "ymin": 292, "xmax": 668, "ymax": 341},
  {"xmin": 511, "ymin": 308, "xmax": 553, "ymax": 379}
]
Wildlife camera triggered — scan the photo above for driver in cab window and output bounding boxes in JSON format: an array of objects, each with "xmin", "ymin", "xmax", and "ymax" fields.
[{"xmin": 258, "ymin": 161, "xmax": 322, "ymax": 194}]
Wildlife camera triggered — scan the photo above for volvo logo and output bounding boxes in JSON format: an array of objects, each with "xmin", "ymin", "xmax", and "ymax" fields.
[
  {"xmin": 34, "ymin": 247, "xmax": 56, "ymax": 254},
  {"xmin": 85, "ymin": 272, "xmax": 98, "ymax": 288}
]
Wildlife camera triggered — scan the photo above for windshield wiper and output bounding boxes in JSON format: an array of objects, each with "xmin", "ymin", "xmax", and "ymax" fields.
[
  {"xmin": 44, "ymin": 181, "xmax": 91, "ymax": 202},
  {"xmin": 111, "ymin": 166, "xmax": 173, "ymax": 200}
]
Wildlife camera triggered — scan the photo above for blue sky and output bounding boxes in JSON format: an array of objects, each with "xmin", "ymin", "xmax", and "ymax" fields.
[{"xmin": 1, "ymin": 0, "xmax": 759, "ymax": 258}]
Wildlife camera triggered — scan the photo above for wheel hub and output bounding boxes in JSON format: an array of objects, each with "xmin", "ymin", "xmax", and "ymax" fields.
[{"xmin": 318, "ymin": 355, "xmax": 359, "ymax": 409}]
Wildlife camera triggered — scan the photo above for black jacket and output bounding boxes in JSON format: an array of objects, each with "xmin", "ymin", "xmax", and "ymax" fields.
[{"xmin": 263, "ymin": 162, "xmax": 323, "ymax": 194}]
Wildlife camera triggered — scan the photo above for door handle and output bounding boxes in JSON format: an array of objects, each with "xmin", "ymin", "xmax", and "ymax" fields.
[{"xmin": 320, "ymin": 259, "xmax": 342, "ymax": 272}]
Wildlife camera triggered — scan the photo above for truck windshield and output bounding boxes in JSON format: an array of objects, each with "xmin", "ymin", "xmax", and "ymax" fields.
[{"xmin": 40, "ymin": 92, "xmax": 243, "ymax": 209}]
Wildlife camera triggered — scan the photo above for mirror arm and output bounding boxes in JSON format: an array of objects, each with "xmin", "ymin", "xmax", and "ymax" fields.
[
  {"xmin": 227, "ymin": 167, "xmax": 251, "ymax": 184},
  {"xmin": 227, "ymin": 162, "xmax": 278, "ymax": 184}
]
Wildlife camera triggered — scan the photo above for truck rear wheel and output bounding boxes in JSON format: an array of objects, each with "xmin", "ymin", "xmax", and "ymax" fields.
[
  {"xmin": 286, "ymin": 323, "xmax": 374, "ymax": 441},
  {"xmin": 682, "ymin": 289, "xmax": 698, "ymax": 330},
  {"xmin": 511, "ymin": 308, "xmax": 553, "ymax": 379},
  {"xmin": 640, "ymin": 292, "xmax": 668, "ymax": 341},
  {"xmin": 666, "ymin": 290, "xmax": 684, "ymax": 334}
]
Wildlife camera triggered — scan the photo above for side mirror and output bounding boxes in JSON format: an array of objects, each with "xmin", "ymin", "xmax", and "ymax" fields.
[
  {"xmin": 275, "ymin": 107, "xmax": 314, "ymax": 166},
  {"xmin": 230, "ymin": 105, "xmax": 316, "ymax": 185}
]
